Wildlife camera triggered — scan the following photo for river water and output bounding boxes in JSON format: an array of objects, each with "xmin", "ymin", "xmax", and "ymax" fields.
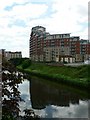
[{"xmin": 18, "ymin": 76, "xmax": 89, "ymax": 118}]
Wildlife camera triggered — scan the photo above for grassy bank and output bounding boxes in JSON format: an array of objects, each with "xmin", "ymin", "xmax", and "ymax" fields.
[{"xmin": 12, "ymin": 58, "xmax": 89, "ymax": 90}]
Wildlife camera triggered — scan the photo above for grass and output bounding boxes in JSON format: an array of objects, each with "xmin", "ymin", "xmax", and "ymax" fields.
[
  {"xmin": 16, "ymin": 60, "xmax": 89, "ymax": 90},
  {"xmin": 27, "ymin": 62, "xmax": 88, "ymax": 79}
]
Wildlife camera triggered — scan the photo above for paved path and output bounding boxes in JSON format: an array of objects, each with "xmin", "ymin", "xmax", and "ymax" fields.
[{"xmin": 64, "ymin": 62, "xmax": 86, "ymax": 67}]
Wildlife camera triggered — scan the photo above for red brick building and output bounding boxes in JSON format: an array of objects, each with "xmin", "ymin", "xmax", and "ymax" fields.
[{"xmin": 30, "ymin": 26, "xmax": 90, "ymax": 63}]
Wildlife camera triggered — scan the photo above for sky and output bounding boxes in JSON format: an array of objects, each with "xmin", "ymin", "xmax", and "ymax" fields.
[{"xmin": 0, "ymin": 0, "xmax": 89, "ymax": 57}]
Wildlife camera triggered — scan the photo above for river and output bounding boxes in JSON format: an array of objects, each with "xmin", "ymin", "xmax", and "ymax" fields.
[{"xmin": 18, "ymin": 76, "xmax": 89, "ymax": 118}]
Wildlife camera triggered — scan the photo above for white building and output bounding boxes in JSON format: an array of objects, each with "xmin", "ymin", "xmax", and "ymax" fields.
[
  {"xmin": 5, "ymin": 51, "xmax": 22, "ymax": 60},
  {"xmin": 0, "ymin": 49, "xmax": 22, "ymax": 61}
]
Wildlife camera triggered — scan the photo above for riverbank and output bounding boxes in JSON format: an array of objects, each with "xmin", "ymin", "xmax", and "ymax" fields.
[{"xmin": 15, "ymin": 59, "xmax": 89, "ymax": 90}]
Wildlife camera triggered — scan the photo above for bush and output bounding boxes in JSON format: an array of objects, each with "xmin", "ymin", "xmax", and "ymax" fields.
[
  {"xmin": 22, "ymin": 59, "xmax": 31, "ymax": 69},
  {"xmin": 63, "ymin": 61, "xmax": 68, "ymax": 64},
  {"xmin": 10, "ymin": 58, "xmax": 23, "ymax": 66}
]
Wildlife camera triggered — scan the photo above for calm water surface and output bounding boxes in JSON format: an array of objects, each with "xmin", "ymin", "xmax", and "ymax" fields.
[{"xmin": 18, "ymin": 77, "xmax": 89, "ymax": 118}]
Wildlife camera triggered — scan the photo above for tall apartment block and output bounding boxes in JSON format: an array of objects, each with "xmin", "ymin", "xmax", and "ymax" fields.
[{"xmin": 29, "ymin": 26, "xmax": 90, "ymax": 63}]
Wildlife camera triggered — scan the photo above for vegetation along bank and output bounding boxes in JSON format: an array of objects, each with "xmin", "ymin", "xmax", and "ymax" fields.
[{"xmin": 10, "ymin": 58, "xmax": 90, "ymax": 90}]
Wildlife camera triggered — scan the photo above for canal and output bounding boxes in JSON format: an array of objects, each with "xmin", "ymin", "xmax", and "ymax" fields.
[{"xmin": 18, "ymin": 76, "xmax": 89, "ymax": 118}]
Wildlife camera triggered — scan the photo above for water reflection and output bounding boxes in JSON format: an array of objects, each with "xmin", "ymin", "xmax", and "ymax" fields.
[
  {"xmin": 30, "ymin": 77, "xmax": 88, "ymax": 108},
  {"xmin": 19, "ymin": 77, "xmax": 89, "ymax": 118},
  {"xmin": 18, "ymin": 79, "xmax": 32, "ymax": 116}
]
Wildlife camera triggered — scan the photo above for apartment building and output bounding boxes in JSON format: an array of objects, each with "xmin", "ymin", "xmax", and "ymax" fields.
[
  {"xmin": 0, "ymin": 49, "xmax": 5, "ymax": 63},
  {"xmin": 5, "ymin": 51, "xmax": 22, "ymax": 60},
  {"xmin": 0, "ymin": 49, "xmax": 22, "ymax": 61},
  {"xmin": 29, "ymin": 26, "xmax": 90, "ymax": 63},
  {"xmin": 80, "ymin": 39, "xmax": 90, "ymax": 61}
]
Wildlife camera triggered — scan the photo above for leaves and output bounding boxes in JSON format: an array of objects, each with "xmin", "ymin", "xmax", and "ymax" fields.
[
  {"xmin": 2, "ymin": 59, "xmax": 22, "ymax": 119},
  {"xmin": 2, "ymin": 59, "xmax": 40, "ymax": 120}
]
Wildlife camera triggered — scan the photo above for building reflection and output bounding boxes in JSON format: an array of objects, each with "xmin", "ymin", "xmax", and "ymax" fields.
[{"xmin": 29, "ymin": 77, "xmax": 84, "ymax": 110}]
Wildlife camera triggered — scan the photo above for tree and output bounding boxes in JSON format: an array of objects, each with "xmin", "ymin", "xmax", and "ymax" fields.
[
  {"xmin": 2, "ymin": 59, "xmax": 39, "ymax": 120},
  {"xmin": 2, "ymin": 59, "xmax": 22, "ymax": 120},
  {"xmin": 22, "ymin": 59, "xmax": 31, "ymax": 69}
]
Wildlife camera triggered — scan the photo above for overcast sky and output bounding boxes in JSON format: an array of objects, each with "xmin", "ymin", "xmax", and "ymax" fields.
[{"xmin": 0, "ymin": 0, "xmax": 89, "ymax": 57}]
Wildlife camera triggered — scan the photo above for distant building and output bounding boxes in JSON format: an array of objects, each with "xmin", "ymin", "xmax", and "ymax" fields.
[
  {"xmin": 29, "ymin": 26, "xmax": 90, "ymax": 63},
  {"xmin": 0, "ymin": 49, "xmax": 22, "ymax": 61},
  {"xmin": 0, "ymin": 49, "xmax": 5, "ymax": 62},
  {"xmin": 5, "ymin": 51, "xmax": 22, "ymax": 60}
]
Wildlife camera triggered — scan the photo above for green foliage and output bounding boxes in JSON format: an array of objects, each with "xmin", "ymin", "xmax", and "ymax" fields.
[
  {"xmin": 2, "ymin": 59, "xmax": 22, "ymax": 119},
  {"xmin": 2, "ymin": 59, "xmax": 39, "ymax": 120},
  {"xmin": 10, "ymin": 58, "xmax": 32, "ymax": 69},
  {"xmin": 28, "ymin": 63, "xmax": 89, "ymax": 79},
  {"xmin": 63, "ymin": 61, "xmax": 68, "ymax": 64},
  {"xmin": 2, "ymin": 114, "xmax": 15, "ymax": 120},
  {"xmin": 17, "ymin": 63, "xmax": 89, "ymax": 89},
  {"xmin": 10, "ymin": 58, "xmax": 29, "ymax": 66},
  {"xmin": 22, "ymin": 59, "xmax": 31, "ymax": 69}
]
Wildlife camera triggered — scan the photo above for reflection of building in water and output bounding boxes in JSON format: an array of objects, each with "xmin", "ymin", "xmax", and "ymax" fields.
[{"xmin": 30, "ymin": 78, "xmax": 81, "ymax": 110}]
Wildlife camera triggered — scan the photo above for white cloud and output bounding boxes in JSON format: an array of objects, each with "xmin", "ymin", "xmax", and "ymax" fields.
[
  {"xmin": 11, "ymin": 3, "xmax": 48, "ymax": 20},
  {"xmin": 0, "ymin": 0, "xmax": 29, "ymax": 10},
  {"xmin": 0, "ymin": 0, "xmax": 89, "ymax": 57},
  {"xmin": 33, "ymin": 100, "xmax": 88, "ymax": 118},
  {"xmin": 46, "ymin": 100, "xmax": 88, "ymax": 118},
  {"xmin": 28, "ymin": 0, "xmax": 88, "ymax": 36},
  {"xmin": 0, "ymin": 1, "xmax": 48, "ymax": 57},
  {"xmin": 0, "ymin": 3, "xmax": 48, "ymax": 27},
  {"xmin": 48, "ymin": 0, "xmax": 88, "ymax": 33}
]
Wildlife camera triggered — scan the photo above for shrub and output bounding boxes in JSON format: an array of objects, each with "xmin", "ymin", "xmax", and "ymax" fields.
[
  {"xmin": 22, "ymin": 59, "xmax": 31, "ymax": 69},
  {"xmin": 63, "ymin": 61, "xmax": 68, "ymax": 64}
]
